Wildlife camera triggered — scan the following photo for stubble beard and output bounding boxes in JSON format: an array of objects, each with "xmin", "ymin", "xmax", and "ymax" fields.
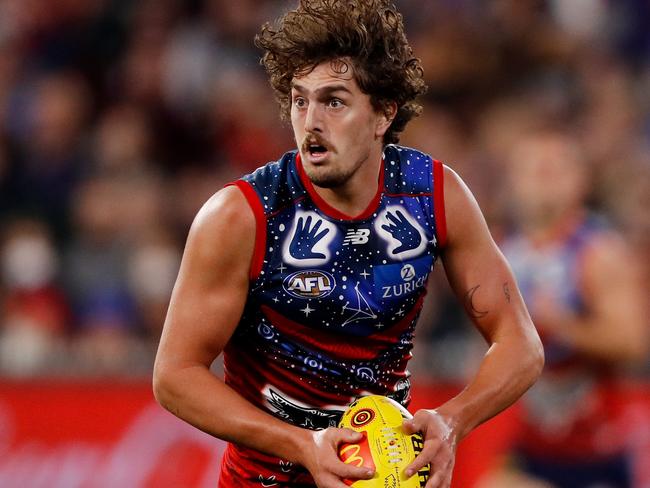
[
  {"xmin": 304, "ymin": 162, "xmax": 355, "ymax": 188},
  {"xmin": 304, "ymin": 148, "xmax": 372, "ymax": 189}
]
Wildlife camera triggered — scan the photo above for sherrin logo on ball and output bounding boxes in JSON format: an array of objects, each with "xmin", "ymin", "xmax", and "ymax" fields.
[{"xmin": 338, "ymin": 395, "xmax": 430, "ymax": 487}]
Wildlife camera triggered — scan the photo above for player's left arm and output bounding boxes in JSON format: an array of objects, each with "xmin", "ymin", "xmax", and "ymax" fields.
[{"xmin": 403, "ymin": 165, "xmax": 544, "ymax": 488}]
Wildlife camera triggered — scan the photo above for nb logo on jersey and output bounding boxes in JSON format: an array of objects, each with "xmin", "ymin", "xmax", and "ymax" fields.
[{"xmin": 343, "ymin": 229, "xmax": 370, "ymax": 246}]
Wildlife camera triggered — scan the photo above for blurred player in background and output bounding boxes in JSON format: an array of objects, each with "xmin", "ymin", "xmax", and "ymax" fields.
[
  {"xmin": 481, "ymin": 130, "xmax": 648, "ymax": 488},
  {"xmin": 153, "ymin": 1, "xmax": 543, "ymax": 487}
]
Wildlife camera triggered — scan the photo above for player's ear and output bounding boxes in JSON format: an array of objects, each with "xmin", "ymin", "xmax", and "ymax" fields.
[{"xmin": 375, "ymin": 101, "xmax": 397, "ymax": 139}]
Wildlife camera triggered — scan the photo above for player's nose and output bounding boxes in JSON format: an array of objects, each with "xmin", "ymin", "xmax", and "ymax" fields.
[{"xmin": 304, "ymin": 103, "xmax": 324, "ymax": 133}]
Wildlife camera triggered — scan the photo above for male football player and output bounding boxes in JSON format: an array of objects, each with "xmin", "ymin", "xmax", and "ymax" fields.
[{"xmin": 153, "ymin": 1, "xmax": 544, "ymax": 487}]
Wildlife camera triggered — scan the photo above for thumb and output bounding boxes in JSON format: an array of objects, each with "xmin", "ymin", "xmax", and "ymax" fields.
[
  {"xmin": 339, "ymin": 428, "xmax": 364, "ymax": 443},
  {"xmin": 402, "ymin": 419, "xmax": 418, "ymax": 435}
]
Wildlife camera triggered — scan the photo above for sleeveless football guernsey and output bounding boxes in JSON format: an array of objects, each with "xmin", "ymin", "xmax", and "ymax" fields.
[{"xmin": 218, "ymin": 144, "xmax": 446, "ymax": 486}]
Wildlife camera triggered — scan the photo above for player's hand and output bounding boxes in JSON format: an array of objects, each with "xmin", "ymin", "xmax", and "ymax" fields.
[
  {"xmin": 300, "ymin": 427, "xmax": 375, "ymax": 488},
  {"xmin": 402, "ymin": 409, "xmax": 458, "ymax": 488}
]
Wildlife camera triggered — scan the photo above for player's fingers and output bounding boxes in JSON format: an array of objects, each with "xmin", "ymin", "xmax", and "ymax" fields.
[
  {"xmin": 425, "ymin": 470, "xmax": 444, "ymax": 488},
  {"xmin": 404, "ymin": 410, "xmax": 432, "ymax": 434},
  {"xmin": 331, "ymin": 460, "xmax": 375, "ymax": 481},
  {"xmin": 323, "ymin": 474, "xmax": 363, "ymax": 488},
  {"xmin": 314, "ymin": 471, "xmax": 358, "ymax": 488},
  {"xmin": 405, "ymin": 436, "xmax": 442, "ymax": 477},
  {"xmin": 425, "ymin": 459, "xmax": 454, "ymax": 488},
  {"xmin": 402, "ymin": 418, "xmax": 418, "ymax": 435},
  {"xmin": 404, "ymin": 450, "xmax": 433, "ymax": 478},
  {"xmin": 329, "ymin": 480, "xmax": 355, "ymax": 488},
  {"xmin": 336, "ymin": 427, "xmax": 364, "ymax": 444}
]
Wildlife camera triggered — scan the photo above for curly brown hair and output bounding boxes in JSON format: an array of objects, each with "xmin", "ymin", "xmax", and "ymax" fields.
[{"xmin": 255, "ymin": 0, "xmax": 427, "ymax": 144}]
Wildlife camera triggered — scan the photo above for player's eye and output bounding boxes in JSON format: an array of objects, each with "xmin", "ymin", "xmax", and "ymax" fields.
[
  {"xmin": 293, "ymin": 97, "xmax": 307, "ymax": 108},
  {"xmin": 328, "ymin": 98, "xmax": 344, "ymax": 108}
]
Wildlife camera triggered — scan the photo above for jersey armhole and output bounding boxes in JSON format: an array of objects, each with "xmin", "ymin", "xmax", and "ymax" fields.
[
  {"xmin": 433, "ymin": 159, "xmax": 448, "ymax": 248},
  {"xmin": 225, "ymin": 180, "xmax": 267, "ymax": 281}
]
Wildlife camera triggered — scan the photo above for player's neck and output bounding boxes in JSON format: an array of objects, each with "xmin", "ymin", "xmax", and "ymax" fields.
[{"xmin": 311, "ymin": 147, "xmax": 384, "ymax": 217}]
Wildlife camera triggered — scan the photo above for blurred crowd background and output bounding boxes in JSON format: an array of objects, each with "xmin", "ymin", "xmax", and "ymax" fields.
[{"xmin": 0, "ymin": 0, "xmax": 648, "ymax": 381}]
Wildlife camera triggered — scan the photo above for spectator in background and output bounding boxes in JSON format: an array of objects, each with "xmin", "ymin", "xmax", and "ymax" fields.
[
  {"xmin": 127, "ymin": 227, "xmax": 181, "ymax": 340},
  {"xmin": 0, "ymin": 218, "xmax": 69, "ymax": 375},
  {"xmin": 92, "ymin": 104, "xmax": 154, "ymax": 177},
  {"xmin": 62, "ymin": 133, "xmax": 177, "ymax": 374},
  {"xmin": 5, "ymin": 72, "xmax": 91, "ymax": 241},
  {"xmin": 62, "ymin": 175, "xmax": 137, "ymax": 374},
  {"xmin": 480, "ymin": 129, "xmax": 648, "ymax": 488}
]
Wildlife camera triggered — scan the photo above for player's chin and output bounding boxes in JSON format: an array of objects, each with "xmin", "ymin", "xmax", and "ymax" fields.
[{"xmin": 306, "ymin": 169, "xmax": 348, "ymax": 188}]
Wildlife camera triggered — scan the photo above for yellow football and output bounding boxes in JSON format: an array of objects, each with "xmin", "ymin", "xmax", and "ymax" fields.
[{"xmin": 338, "ymin": 395, "xmax": 430, "ymax": 487}]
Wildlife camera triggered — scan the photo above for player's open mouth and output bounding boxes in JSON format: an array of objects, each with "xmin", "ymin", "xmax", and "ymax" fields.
[{"xmin": 308, "ymin": 144, "xmax": 329, "ymax": 163}]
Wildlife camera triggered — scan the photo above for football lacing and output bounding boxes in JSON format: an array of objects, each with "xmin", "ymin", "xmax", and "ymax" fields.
[{"xmin": 381, "ymin": 427, "xmax": 403, "ymax": 464}]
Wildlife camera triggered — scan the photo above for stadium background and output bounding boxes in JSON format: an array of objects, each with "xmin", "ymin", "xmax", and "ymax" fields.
[{"xmin": 0, "ymin": 0, "xmax": 648, "ymax": 486}]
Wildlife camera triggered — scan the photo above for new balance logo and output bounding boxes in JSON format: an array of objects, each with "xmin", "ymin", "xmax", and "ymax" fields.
[{"xmin": 343, "ymin": 229, "xmax": 370, "ymax": 246}]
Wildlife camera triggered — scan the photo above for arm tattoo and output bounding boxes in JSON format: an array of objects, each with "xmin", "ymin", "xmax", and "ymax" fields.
[
  {"xmin": 464, "ymin": 285, "xmax": 489, "ymax": 319},
  {"xmin": 503, "ymin": 282, "xmax": 511, "ymax": 303}
]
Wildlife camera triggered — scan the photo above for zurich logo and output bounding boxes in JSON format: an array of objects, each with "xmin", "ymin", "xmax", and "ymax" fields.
[
  {"xmin": 400, "ymin": 264, "xmax": 416, "ymax": 282},
  {"xmin": 283, "ymin": 270, "xmax": 336, "ymax": 299}
]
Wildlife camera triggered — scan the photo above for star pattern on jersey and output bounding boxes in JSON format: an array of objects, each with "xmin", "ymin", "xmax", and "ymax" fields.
[
  {"xmin": 233, "ymin": 146, "xmax": 442, "ymax": 434},
  {"xmin": 341, "ymin": 282, "xmax": 377, "ymax": 327}
]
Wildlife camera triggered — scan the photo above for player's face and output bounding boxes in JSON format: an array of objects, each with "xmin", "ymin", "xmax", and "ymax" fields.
[{"xmin": 290, "ymin": 59, "xmax": 392, "ymax": 188}]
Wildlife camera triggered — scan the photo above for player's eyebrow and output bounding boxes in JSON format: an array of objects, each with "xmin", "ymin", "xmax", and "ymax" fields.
[{"xmin": 291, "ymin": 83, "xmax": 353, "ymax": 97}]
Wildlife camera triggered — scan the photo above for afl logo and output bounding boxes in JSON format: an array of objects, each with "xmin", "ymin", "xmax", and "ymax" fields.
[
  {"xmin": 351, "ymin": 408, "xmax": 375, "ymax": 428},
  {"xmin": 283, "ymin": 270, "xmax": 336, "ymax": 299}
]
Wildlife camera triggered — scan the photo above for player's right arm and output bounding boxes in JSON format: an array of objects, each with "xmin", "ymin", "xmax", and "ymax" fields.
[{"xmin": 152, "ymin": 186, "xmax": 372, "ymax": 487}]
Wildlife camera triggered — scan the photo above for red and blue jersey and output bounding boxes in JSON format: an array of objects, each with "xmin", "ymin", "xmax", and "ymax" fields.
[{"xmin": 219, "ymin": 145, "xmax": 446, "ymax": 485}]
